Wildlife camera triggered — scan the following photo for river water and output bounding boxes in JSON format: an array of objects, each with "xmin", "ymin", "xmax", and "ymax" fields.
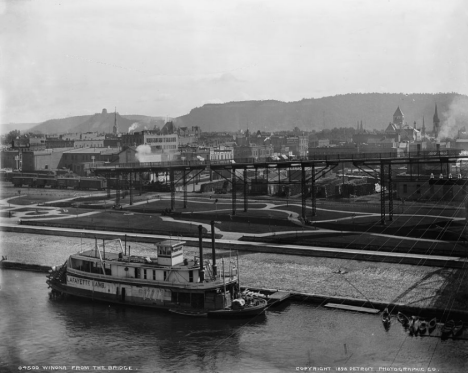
[{"xmin": 1, "ymin": 234, "xmax": 467, "ymax": 372}]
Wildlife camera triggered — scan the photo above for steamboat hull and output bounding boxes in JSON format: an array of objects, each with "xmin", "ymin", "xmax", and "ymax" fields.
[{"xmin": 47, "ymin": 272, "xmax": 235, "ymax": 311}]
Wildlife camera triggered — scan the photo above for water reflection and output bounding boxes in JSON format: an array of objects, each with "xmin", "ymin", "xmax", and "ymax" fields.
[
  {"xmin": 46, "ymin": 293, "xmax": 269, "ymax": 371},
  {"xmin": 1, "ymin": 270, "xmax": 467, "ymax": 373}
]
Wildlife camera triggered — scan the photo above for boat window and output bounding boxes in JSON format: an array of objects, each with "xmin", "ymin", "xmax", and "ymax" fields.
[
  {"xmin": 89, "ymin": 261, "xmax": 102, "ymax": 274},
  {"xmin": 164, "ymin": 271, "xmax": 167, "ymax": 281},
  {"xmin": 102, "ymin": 263, "xmax": 111, "ymax": 276},
  {"xmin": 143, "ymin": 269, "xmax": 147, "ymax": 280},
  {"xmin": 135, "ymin": 268, "xmax": 140, "ymax": 279},
  {"xmin": 79, "ymin": 260, "xmax": 92, "ymax": 272},
  {"xmin": 189, "ymin": 271, "xmax": 193, "ymax": 282},
  {"xmin": 153, "ymin": 270, "xmax": 156, "ymax": 280}
]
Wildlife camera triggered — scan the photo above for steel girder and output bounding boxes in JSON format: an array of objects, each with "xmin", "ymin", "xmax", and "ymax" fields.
[
  {"xmin": 301, "ymin": 166, "xmax": 306, "ymax": 220},
  {"xmin": 380, "ymin": 162, "xmax": 385, "ymax": 225},
  {"xmin": 170, "ymin": 169, "xmax": 175, "ymax": 211},
  {"xmin": 183, "ymin": 170, "xmax": 187, "ymax": 209},
  {"xmin": 244, "ymin": 169, "xmax": 248, "ymax": 212},
  {"xmin": 388, "ymin": 163, "xmax": 393, "ymax": 221},
  {"xmin": 232, "ymin": 169, "xmax": 237, "ymax": 216},
  {"xmin": 311, "ymin": 164, "xmax": 316, "ymax": 217},
  {"xmin": 129, "ymin": 172, "xmax": 133, "ymax": 205},
  {"xmin": 106, "ymin": 173, "xmax": 111, "ymax": 199}
]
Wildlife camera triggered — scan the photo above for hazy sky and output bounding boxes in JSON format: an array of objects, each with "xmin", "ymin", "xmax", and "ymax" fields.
[{"xmin": 1, "ymin": 0, "xmax": 467, "ymax": 124}]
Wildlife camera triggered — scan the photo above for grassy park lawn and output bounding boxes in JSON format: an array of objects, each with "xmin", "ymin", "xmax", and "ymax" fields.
[
  {"xmin": 312, "ymin": 214, "xmax": 464, "ymax": 241},
  {"xmin": 173, "ymin": 215, "xmax": 302, "ymax": 234},
  {"xmin": 24, "ymin": 210, "xmax": 210, "ymax": 236},
  {"xmin": 272, "ymin": 205, "xmax": 363, "ymax": 220},
  {"xmin": 5, "ymin": 194, "xmax": 73, "ymax": 206},
  {"xmin": 273, "ymin": 199, "xmax": 466, "ymax": 217},
  {"xmin": 172, "ymin": 208, "xmax": 305, "ymax": 233},
  {"xmin": 186, "ymin": 208, "xmax": 290, "ymax": 219},
  {"xmin": 6, "ymin": 183, "xmax": 467, "ymax": 248},
  {"xmin": 241, "ymin": 230, "xmax": 465, "ymax": 255},
  {"xmin": 126, "ymin": 198, "xmax": 268, "ymax": 213}
]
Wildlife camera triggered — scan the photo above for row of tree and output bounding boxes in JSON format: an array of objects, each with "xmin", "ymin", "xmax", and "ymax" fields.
[{"xmin": 1, "ymin": 130, "xmax": 20, "ymax": 145}]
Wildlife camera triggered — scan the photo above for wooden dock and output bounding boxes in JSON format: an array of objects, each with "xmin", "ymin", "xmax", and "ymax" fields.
[
  {"xmin": 324, "ymin": 303, "xmax": 380, "ymax": 314},
  {"xmin": 268, "ymin": 291, "xmax": 291, "ymax": 305}
]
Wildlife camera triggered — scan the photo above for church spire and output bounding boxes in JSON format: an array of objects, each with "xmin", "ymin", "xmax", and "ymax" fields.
[
  {"xmin": 113, "ymin": 107, "xmax": 117, "ymax": 135},
  {"xmin": 393, "ymin": 106, "xmax": 404, "ymax": 130},
  {"xmin": 433, "ymin": 104, "xmax": 440, "ymax": 123},
  {"xmin": 433, "ymin": 104, "xmax": 440, "ymax": 137}
]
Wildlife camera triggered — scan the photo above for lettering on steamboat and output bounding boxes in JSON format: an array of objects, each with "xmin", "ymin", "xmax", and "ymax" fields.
[{"xmin": 67, "ymin": 276, "xmax": 105, "ymax": 288}]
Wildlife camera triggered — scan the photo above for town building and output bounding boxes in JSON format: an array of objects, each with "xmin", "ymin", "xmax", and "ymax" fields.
[
  {"xmin": 286, "ymin": 135, "xmax": 308, "ymax": 157},
  {"xmin": 74, "ymin": 139, "xmax": 105, "ymax": 148},
  {"xmin": 58, "ymin": 148, "xmax": 120, "ymax": 176},
  {"xmin": 117, "ymin": 146, "xmax": 138, "ymax": 164},
  {"xmin": 45, "ymin": 137, "xmax": 74, "ymax": 149},
  {"xmin": 179, "ymin": 145, "xmax": 210, "ymax": 162},
  {"xmin": 27, "ymin": 135, "xmax": 47, "ymax": 151},
  {"xmin": 1, "ymin": 148, "xmax": 73, "ymax": 172},
  {"xmin": 121, "ymin": 131, "xmax": 179, "ymax": 152},
  {"xmin": 103, "ymin": 137, "xmax": 122, "ymax": 149},
  {"xmin": 394, "ymin": 176, "xmax": 466, "ymax": 202},
  {"xmin": 309, "ymin": 139, "xmax": 330, "ymax": 148},
  {"xmin": 234, "ymin": 144, "xmax": 273, "ymax": 161},
  {"xmin": 209, "ymin": 145, "xmax": 234, "ymax": 161}
]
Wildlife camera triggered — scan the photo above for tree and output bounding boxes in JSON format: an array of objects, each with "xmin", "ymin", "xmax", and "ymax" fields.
[
  {"xmin": 2, "ymin": 130, "xmax": 20, "ymax": 145},
  {"xmin": 293, "ymin": 126, "xmax": 302, "ymax": 135}
]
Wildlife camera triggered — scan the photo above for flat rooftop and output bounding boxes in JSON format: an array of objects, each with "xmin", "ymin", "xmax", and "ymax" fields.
[{"xmin": 157, "ymin": 240, "xmax": 186, "ymax": 247}]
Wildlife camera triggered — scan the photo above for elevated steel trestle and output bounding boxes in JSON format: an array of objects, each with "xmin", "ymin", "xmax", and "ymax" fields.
[{"xmin": 90, "ymin": 151, "xmax": 466, "ymax": 220}]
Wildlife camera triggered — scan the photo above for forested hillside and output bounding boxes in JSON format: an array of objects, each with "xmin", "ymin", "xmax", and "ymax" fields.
[{"xmin": 175, "ymin": 93, "xmax": 466, "ymax": 133}]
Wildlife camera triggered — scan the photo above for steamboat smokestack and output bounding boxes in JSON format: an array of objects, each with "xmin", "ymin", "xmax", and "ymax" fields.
[
  {"xmin": 198, "ymin": 225, "xmax": 205, "ymax": 282},
  {"xmin": 211, "ymin": 220, "xmax": 217, "ymax": 277}
]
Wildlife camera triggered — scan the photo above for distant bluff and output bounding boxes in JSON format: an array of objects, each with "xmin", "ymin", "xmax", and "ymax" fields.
[
  {"xmin": 28, "ymin": 109, "xmax": 166, "ymax": 134},
  {"xmin": 175, "ymin": 93, "xmax": 467, "ymax": 132}
]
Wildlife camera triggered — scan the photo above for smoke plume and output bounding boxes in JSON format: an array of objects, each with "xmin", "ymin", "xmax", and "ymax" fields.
[
  {"xmin": 135, "ymin": 144, "xmax": 162, "ymax": 163},
  {"xmin": 135, "ymin": 145, "xmax": 151, "ymax": 162},
  {"xmin": 128, "ymin": 122, "xmax": 139, "ymax": 133},
  {"xmin": 437, "ymin": 96, "xmax": 468, "ymax": 140}
]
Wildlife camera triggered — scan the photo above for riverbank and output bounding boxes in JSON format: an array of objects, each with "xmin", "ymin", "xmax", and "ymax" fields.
[
  {"xmin": 2, "ymin": 230, "xmax": 468, "ymax": 320},
  {"xmin": 3, "ymin": 223, "xmax": 467, "ymax": 268},
  {"xmin": 3, "ymin": 259, "xmax": 468, "ymax": 324}
]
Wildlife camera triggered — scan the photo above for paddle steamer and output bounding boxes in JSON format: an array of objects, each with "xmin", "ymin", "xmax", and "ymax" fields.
[{"xmin": 47, "ymin": 229, "xmax": 237, "ymax": 312}]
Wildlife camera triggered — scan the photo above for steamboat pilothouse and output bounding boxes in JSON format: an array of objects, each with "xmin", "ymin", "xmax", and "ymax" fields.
[{"xmin": 47, "ymin": 225, "xmax": 238, "ymax": 313}]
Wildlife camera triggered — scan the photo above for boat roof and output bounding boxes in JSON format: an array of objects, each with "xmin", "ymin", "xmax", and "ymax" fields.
[
  {"xmin": 157, "ymin": 240, "xmax": 186, "ymax": 247},
  {"xmin": 72, "ymin": 249, "xmax": 195, "ymax": 268}
]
